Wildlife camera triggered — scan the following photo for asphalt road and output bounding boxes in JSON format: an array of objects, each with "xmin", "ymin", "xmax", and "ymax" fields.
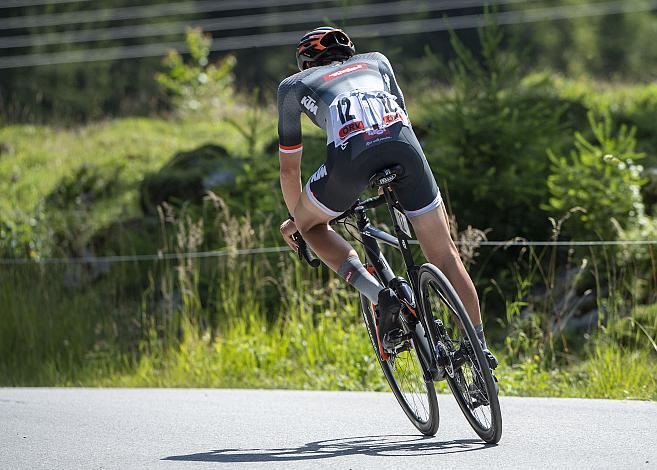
[{"xmin": 1, "ymin": 388, "xmax": 656, "ymax": 469}]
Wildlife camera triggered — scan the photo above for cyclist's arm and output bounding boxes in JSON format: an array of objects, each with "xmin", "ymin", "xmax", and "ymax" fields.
[
  {"xmin": 277, "ymin": 77, "xmax": 304, "ymax": 216},
  {"xmin": 279, "ymin": 151, "xmax": 302, "ymax": 215}
]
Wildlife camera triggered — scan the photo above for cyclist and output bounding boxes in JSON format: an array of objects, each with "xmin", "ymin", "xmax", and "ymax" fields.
[{"xmin": 277, "ymin": 27, "xmax": 496, "ymax": 366}]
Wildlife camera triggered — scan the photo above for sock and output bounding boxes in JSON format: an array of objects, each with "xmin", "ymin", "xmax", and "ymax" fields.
[
  {"xmin": 337, "ymin": 255, "xmax": 383, "ymax": 304},
  {"xmin": 475, "ymin": 323, "xmax": 488, "ymax": 350}
]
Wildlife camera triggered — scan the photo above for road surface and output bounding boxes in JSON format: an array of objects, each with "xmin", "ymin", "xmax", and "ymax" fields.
[{"xmin": 1, "ymin": 388, "xmax": 656, "ymax": 469}]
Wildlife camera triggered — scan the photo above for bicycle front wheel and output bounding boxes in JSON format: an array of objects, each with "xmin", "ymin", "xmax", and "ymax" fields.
[
  {"xmin": 360, "ymin": 294, "xmax": 439, "ymax": 436},
  {"xmin": 418, "ymin": 264, "xmax": 502, "ymax": 444}
]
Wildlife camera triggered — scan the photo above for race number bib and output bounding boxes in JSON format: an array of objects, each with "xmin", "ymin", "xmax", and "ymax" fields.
[{"xmin": 327, "ymin": 90, "xmax": 409, "ymax": 146}]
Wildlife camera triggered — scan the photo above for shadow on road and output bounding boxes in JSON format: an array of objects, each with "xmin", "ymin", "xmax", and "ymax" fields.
[{"xmin": 163, "ymin": 434, "xmax": 491, "ymax": 463}]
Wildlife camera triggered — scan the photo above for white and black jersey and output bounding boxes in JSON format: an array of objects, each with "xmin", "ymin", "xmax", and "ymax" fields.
[
  {"xmin": 277, "ymin": 52, "xmax": 408, "ymax": 155},
  {"xmin": 277, "ymin": 52, "xmax": 441, "ymax": 218}
]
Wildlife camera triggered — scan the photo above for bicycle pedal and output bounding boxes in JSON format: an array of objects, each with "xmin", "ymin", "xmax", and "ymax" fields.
[{"xmin": 392, "ymin": 340, "xmax": 412, "ymax": 354}]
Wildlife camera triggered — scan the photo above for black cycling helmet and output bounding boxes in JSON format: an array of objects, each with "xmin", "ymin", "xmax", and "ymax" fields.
[{"xmin": 296, "ymin": 26, "xmax": 355, "ymax": 71}]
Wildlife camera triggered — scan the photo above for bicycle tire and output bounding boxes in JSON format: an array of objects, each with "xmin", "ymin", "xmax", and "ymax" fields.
[
  {"xmin": 418, "ymin": 264, "xmax": 502, "ymax": 444},
  {"xmin": 360, "ymin": 293, "xmax": 439, "ymax": 436}
]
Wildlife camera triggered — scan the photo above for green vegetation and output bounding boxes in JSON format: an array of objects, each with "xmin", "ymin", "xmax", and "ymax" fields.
[
  {"xmin": 2, "ymin": 206, "xmax": 654, "ymax": 399},
  {"xmin": 546, "ymin": 111, "xmax": 646, "ymax": 240},
  {"xmin": 1, "ymin": 21, "xmax": 656, "ymax": 400}
]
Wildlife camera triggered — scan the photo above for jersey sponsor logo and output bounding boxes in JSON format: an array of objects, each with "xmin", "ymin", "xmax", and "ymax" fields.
[
  {"xmin": 383, "ymin": 111, "xmax": 404, "ymax": 125},
  {"xmin": 365, "ymin": 128, "xmax": 389, "ymax": 138},
  {"xmin": 364, "ymin": 128, "xmax": 391, "ymax": 147},
  {"xmin": 301, "ymin": 95, "xmax": 318, "ymax": 115},
  {"xmin": 309, "ymin": 164, "xmax": 327, "ymax": 183},
  {"xmin": 323, "ymin": 63, "xmax": 368, "ymax": 81},
  {"xmin": 338, "ymin": 120, "xmax": 365, "ymax": 139}
]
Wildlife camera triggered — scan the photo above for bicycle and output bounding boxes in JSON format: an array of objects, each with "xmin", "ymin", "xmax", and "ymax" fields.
[{"xmin": 294, "ymin": 164, "xmax": 502, "ymax": 443}]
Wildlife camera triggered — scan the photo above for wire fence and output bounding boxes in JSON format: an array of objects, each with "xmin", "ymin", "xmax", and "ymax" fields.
[
  {"xmin": 2, "ymin": 0, "xmax": 656, "ymax": 68},
  {"xmin": 0, "ymin": 0, "xmax": 93, "ymax": 8},
  {"xmin": 0, "ymin": 0, "xmax": 531, "ymax": 49},
  {"xmin": 2, "ymin": 239, "xmax": 656, "ymax": 265}
]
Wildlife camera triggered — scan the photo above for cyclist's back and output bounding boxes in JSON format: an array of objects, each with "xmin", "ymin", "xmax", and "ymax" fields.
[{"xmin": 278, "ymin": 52, "xmax": 441, "ymax": 218}]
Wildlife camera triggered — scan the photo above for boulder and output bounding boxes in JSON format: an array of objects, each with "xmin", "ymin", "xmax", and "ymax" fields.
[{"xmin": 140, "ymin": 144, "xmax": 241, "ymax": 213}]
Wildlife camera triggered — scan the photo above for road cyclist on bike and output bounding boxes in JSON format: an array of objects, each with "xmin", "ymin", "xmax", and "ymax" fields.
[{"xmin": 277, "ymin": 26, "xmax": 497, "ymax": 369}]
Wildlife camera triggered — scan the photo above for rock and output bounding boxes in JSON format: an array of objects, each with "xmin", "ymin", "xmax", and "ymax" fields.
[
  {"xmin": 0, "ymin": 141, "xmax": 12, "ymax": 156},
  {"xmin": 140, "ymin": 144, "xmax": 241, "ymax": 214}
]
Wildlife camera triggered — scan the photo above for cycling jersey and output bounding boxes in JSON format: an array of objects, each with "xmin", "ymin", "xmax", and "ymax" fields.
[
  {"xmin": 278, "ymin": 52, "xmax": 408, "ymax": 153},
  {"xmin": 277, "ymin": 52, "xmax": 441, "ymax": 217}
]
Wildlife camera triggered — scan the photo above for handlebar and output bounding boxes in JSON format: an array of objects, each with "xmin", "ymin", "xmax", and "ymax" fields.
[{"xmin": 293, "ymin": 231, "xmax": 321, "ymax": 268}]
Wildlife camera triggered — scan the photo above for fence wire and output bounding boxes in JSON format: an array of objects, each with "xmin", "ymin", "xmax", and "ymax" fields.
[{"xmin": 2, "ymin": 239, "xmax": 656, "ymax": 265}]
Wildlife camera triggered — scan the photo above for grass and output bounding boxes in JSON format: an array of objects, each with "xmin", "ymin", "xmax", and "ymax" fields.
[
  {"xmin": 1, "ymin": 100, "xmax": 656, "ymax": 400},
  {"xmin": 0, "ymin": 117, "xmax": 252, "ymax": 259},
  {"xmin": 1, "ymin": 200, "xmax": 655, "ymax": 401},
  {"xmin": 0, "ymin": 118, "xmax": 242, "ymax": 213}
]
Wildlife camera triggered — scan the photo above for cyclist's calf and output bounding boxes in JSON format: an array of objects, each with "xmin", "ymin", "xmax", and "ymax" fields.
[{"xmin": 409, "ymin": 205, "xmax": 482, "ymax": 327}]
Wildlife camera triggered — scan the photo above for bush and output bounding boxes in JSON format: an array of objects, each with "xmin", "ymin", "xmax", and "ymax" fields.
[
  {"xmin": 155, "ymin": 28, "xmax": 236, "ymax": 118},
  {"xmin": 44, "ymin": 164, "xmax": 123, "ymax": 256},
  {"xmin": 419, "ymin": 22, "xmax": 566, "ymax": 240},
  {"xmin": 545, "ymin": 111, "xmax": 646, "ymax": 240}
]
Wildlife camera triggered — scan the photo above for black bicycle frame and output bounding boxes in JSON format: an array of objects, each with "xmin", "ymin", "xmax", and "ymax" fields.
[
  {"xmin": 354, "ymin": 184, "xmax": 419, "ymax": 293},
  {"xmin": 348, "ymin": 184, "xmax": 444, "ymax": 380}
]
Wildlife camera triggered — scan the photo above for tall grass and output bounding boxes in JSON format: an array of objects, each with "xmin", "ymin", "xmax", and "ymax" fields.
[{"xmin": 1, "ymin": 196, "xmax": 655, "ymax": 399}]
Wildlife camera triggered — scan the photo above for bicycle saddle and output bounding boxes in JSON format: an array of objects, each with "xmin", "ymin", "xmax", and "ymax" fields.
[{"xmin": 369, "ymin": 165, "xmax": 404, "ymax": 188}]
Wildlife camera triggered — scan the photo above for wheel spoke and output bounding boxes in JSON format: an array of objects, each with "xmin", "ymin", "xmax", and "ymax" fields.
[
  {"xmin": 390, "ymin": 349, "xmax": 430, "ymax": 422},
  {"xmin": 417, "ymin": 266, "xmax": 501, "ymax": 443}
]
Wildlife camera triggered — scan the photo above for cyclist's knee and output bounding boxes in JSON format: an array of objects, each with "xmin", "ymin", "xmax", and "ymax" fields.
[{"xmin": 295, "ymin": 193, "xmax": 332, "ymax": 234}]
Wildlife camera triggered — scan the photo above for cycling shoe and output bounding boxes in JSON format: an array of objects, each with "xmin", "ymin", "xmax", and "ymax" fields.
[
  {"xmin": 482, "ymin": 347, "xmax": 499, "ymax": 370},
  {"xmin": 377, "ymin": 288, "xmax": 402, "ymax": 353}
]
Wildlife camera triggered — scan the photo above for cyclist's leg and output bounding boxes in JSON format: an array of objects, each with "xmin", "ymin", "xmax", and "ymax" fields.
[
  {"xmin": 408, "ymin": 204, "xmax": 482, "ymax": 328},
  {"xmin": 294, "ymin": 160, "xmax": 385, "ymax": 305},
  {"xmin": 389, "ymin": 126, "xmax": 483, "ymax": 331},
  {"xmin": 293, "ymin": 193, "xmax": 354, "ymax": 270}
]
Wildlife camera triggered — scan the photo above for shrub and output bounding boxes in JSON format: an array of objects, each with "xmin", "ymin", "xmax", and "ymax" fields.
[
  {"xmin": 139, "ymin": 144, "xmax": 239, "ymax": 214},
  {"xmin": 155, "ymin": 28, "xmax": 236, "ymax": 117},
  {"xmin": 545, "ymin": 111, "xmax": 646, "ymax": 240},
  {"xmin": 44, "ymin": 164, "xmax": 123, "ymax": 256},
  {"xmin": 420, "ymin": 22, "xmax": 566, "ymax": 240}
]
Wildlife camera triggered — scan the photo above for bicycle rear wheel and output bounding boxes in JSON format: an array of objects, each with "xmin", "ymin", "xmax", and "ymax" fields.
[
  {"xmin": 360, "ymin": 294, "xmax": 439, "ymax": 436},
  {"xmin": 418, "ymin": 264, "xmax": 502, "ymax": 444}
]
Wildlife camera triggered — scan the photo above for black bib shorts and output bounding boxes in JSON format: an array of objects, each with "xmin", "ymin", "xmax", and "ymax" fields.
[{"xmin": 305, "ymin": 122, "xmax": 442, "ymax": 218}]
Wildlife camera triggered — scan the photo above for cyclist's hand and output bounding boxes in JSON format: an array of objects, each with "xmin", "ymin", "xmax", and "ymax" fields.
[{"xmin": 280, "ymin": 218, "xmax": 299, "ymax": 252}]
